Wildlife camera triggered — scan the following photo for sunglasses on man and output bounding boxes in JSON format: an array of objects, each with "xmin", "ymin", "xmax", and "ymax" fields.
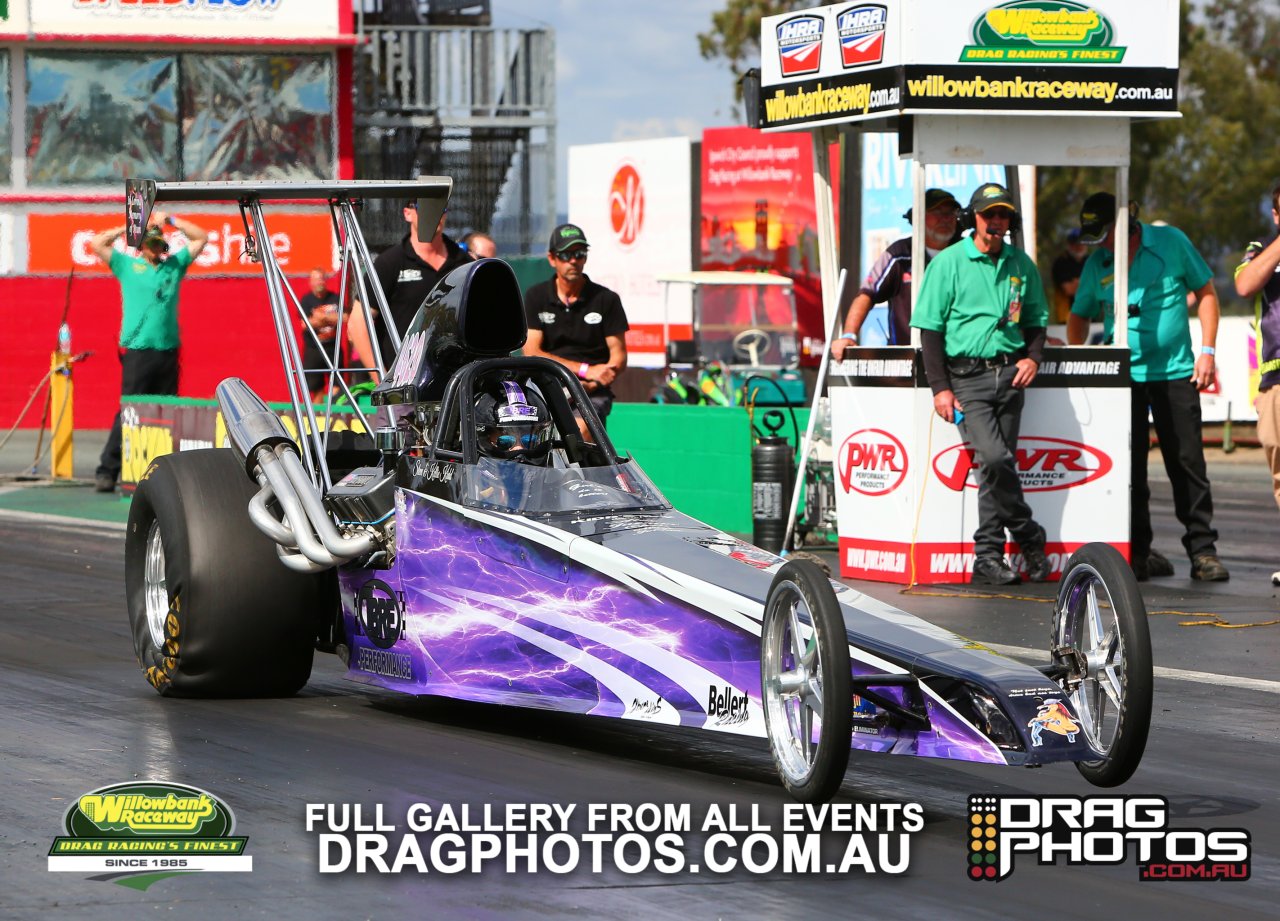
[{"xmin": 555, "ymin": 248, "xmax": 588, "ymax": 262}]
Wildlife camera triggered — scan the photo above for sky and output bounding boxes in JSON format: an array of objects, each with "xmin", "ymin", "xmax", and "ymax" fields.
[{"xmin": 491, "ymin": 0, "xmax": 744, "ymax": 212}]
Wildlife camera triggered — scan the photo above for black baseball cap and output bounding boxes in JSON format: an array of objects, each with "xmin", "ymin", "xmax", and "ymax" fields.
[
  {"xmin": 902, "ymin": 188, "xmax": 960, "ymax": 223},
  {"xmin": 548, "ymin": 223, "xmax": 589, "ymax": 254},
  {"xmin": 969, "ymin": 183, "xmax": 1017, "ymax": 213},
  {"xmin": 141, "ymin": 225, "xmax": 169, "ymax": 252},
  {"xmin": 1078, "ymin": 192, "xmax": 1117, "ymax": 245}
]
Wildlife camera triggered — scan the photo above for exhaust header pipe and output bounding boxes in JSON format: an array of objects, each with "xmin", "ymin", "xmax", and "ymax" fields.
[{"xmin": 216, "ymin": 377, "xmax": 295, "ymax": 478}]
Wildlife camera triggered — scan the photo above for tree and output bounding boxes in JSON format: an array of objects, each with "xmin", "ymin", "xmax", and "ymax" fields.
[{"xmin": 697, "ymin": 1, "xmax": 813, "ymax": 99}]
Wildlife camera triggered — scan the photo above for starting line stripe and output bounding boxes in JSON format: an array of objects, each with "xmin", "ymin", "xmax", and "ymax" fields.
[{"xmin": 988, "ymin": 642, "xmax": 1280, "ymax": 695}]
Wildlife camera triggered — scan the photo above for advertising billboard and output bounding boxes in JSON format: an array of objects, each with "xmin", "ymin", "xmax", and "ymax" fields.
[
  {"xmin": 31, "ymin": 0, "xmax": 342, "ymax": 42},
  {"xmin": 567, "ymin": 137, "xmax": 693, "ymax": 369}
]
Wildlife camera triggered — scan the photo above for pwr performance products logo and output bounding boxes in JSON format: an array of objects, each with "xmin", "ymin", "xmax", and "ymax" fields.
[
  {"xmin": 776, "ymin": 14, "xmax": 824, "ymax": 77},
  {"xmin": 934, "ymin": 436, "xmax": 1111, "ymax": 492},
  {"xmin": 838, "ymin": 429, "xmax": 907, "ymax": 496},
  {"xmin": 966, "ymin": 795, "xmax": 1250, "ymax": 882}
]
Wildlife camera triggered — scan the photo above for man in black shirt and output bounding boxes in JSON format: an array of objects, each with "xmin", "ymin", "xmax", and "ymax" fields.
[
  {"xmin": 299, "ymin": 267, "xmax": 341, "ymax": 399},
  {"xmin": 522, "ymin": 223, "xmax": 629, "ymax": 435},
  {"xmin": 349, "ymin": 201, "xmax": 471, "ymax": 380}
]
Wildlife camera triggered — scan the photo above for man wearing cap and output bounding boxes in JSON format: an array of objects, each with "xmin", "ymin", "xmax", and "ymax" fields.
[
  {"xmin": 831, "ymin": 188, "xmax": 962, "ymax": 357},
  {"xmin": 523, "ymin": 224, "xmax": 629, "ymax": 435},
  {"xmin": 89, "ymin": 210, "xmax": 209, "ymax": 493},
  {"xmin": 1234, "ymin": 182, "xmax": 1280, "ymax": 586},
  {"xmin": 349, "ymin": 200, "xmax": 471, "ymax": 380},
  {"xmin": 1050, "ymin": 227, "xmax": 1089, "ymax": 323},
  {"xmin": 911, "ymin": 182, "xmax": 1052, "ymax": 586},
  {"xmin": 1067, "ymin": 192, "xmax": 1228, "ymax": 582}
]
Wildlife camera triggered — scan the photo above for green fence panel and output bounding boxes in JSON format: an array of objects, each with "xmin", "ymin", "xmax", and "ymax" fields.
[{"xmin": 608, "ymin": 403, "xmax": 810, "ymax": 535}]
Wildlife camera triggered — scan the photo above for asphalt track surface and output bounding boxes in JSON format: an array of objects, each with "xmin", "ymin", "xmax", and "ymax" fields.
[{"xmin": 1, "ymin": 451, "xmax": 1277, "ymax": 920}]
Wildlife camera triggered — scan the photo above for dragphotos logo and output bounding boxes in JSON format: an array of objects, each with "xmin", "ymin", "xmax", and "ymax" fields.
[{"xmin": 967, "ymin": 795, "xmax": 1250, "ymax": 882}]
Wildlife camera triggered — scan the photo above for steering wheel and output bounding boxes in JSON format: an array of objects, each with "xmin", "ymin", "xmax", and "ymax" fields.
[{"xmin": 732, "ymin": 328, "xmax": 771, "ymax": 366}]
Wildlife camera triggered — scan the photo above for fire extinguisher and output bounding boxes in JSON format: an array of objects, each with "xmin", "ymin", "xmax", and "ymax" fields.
[{"xmin": 751, "ymin": 410, "xmax": 794, "ymax": 554}]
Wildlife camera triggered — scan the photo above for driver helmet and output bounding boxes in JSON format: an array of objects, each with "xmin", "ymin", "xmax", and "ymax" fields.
[{"xmin": 475, "ymin": 380, "xmax": 552, "ymax": 462}]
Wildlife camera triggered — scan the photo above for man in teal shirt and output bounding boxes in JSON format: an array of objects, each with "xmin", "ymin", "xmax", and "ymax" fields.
[
  {"xmin": 912, "ymin": 182, "xmax": 1051, "ymax": 586},
  {"xmin": 90, "ymin": 211, "xmax": 208, "ymax": 492},
  {"xmin": 1067, "ymin": 192, "xmax": 1227, "ymax": 582}
]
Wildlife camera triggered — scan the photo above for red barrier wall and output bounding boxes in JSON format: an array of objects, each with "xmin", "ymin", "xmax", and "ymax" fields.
[{"xmin": 2, "ymin": 276, "xmax": 302, "ymax": 429}]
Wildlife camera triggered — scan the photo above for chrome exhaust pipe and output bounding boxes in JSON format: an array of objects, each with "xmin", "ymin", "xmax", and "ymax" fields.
[{"xmin": 216, "ymin": 377, "xmax": 378, "ymax": 570}]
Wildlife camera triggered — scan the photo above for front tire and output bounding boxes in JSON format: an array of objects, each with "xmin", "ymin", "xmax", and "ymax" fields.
[
  {"xmin": 125, "ymin": 449, "xmax": 321, "ymax": 697},
  {"xmin": 1052, "ymin": 543, "xmax": 1152, "ymax": 786},
  {"xmin": 760, "ymin": 560, "xmax": 853, "ymax": 802}
]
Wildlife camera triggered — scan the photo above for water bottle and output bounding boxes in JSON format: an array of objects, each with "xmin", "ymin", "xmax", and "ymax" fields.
[{"xmin": 58, "ymin": 322, "xmax": 71, "ymax": 355}]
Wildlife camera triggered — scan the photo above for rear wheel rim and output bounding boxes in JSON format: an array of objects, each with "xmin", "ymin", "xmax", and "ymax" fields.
[
  {"xmin": 144, "ymin": 520, "xmax": 168, "ymax": 650},
  {"xmin": 1056, "ymin": 563, "xmax": 1125, "ymax": 755},
  {"xmin": 763, "ymin": 581, "xmax": 826, "ymax": 786}
]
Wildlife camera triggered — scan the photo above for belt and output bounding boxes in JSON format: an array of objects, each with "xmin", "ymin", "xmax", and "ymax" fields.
[{"xmin": 948, "ymin": 351, "xmax": 1023, "ymax": 374}]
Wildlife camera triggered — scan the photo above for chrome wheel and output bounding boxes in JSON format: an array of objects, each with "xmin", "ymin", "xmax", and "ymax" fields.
[
  {"xmin": 1051, "ymin": 543, "xmax": 1152, "ymax": 786},
  {"xmin": 144, "ymin": 519, "xmax": 169, "ymax": 650},
  {"xmin": 1055, "ymin": 562, "xmax": 1123, "ymax": 754},
  {"xmin": 761, "ymin": 560, "xmax": 851, "ymax": 801}
]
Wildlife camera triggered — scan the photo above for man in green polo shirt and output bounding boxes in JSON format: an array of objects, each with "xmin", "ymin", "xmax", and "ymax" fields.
[
  {"xmin": 912, "ymin": 183, "xmax": 1051, "ymax": 586},
  {"xmin": 1067, "ymin": 192, "xmax": 1227, "ymax": 582},
  {"xmin": 90, "ymin": 211, "xmax": 208, "ymax": 492}
]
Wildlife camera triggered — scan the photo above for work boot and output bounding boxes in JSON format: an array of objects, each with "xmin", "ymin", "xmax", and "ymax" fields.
[
  {"xmin": 1022, "ymin": 543, "xmax": 1052, "ymax": 582},
  {"xmin": 94, "ymin": 473, "xmax": 116, "ymax": 493},
  {"xmin": 1131, "ymin": 549, "xmax": 1174, "ymax": 582},
  {"xmin": 1147, "ymin": 549, "xmax": 1174, "ymax": 577},
  {"xmin": 972, "ymin": 557, "xmax": 1020, "ymax": 586},
  {"xmin": 1190, "ymin": 553, "xmax": 1229, "ymax": 582}
]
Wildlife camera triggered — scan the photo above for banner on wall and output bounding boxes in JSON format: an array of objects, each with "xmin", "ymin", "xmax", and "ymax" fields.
[
  {"xmin": 700, "ymin": 126, "xmax": 836, "ymax": 361},
  {"xmin": 31, "ymin": 1, "xmax": 342, "ymax": 41},
  {"xmin": 857, "ymin": 133, "xmax": 1005, "ymax": 345},
  {"xmin": 26, "ymin": 212, "xmax": 337, "ymax": 277},
  {"xmin": 567, "ymin": 138, "xmax": 693, "ymax": 369}
]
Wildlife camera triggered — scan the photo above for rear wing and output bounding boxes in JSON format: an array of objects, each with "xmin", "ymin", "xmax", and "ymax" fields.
[
  {"xmin": 120, "ymin": 177, "xmax": 454, "ymax": 492},
  {"xmin": 124, "ymin": 178, "xmax": 452, "ymax": 249}
]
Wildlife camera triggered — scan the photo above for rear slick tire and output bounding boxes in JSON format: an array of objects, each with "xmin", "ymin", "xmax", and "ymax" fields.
[
  {"xmin": 125, "ymin": 448, "xmax": 319, "ymax": 697},
  {"xmin": 760, "ymin": 560, "xmax": 853, "ymax": 802},
  {"xmin": 1052, "ymin": 542, "xmax": 1153, "ymax": 786}
]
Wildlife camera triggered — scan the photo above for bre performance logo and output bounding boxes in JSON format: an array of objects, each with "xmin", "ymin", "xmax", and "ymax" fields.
[
  {"xmin": 49, "ymin": 782, "xmax": 251, "ymax": 883},
  {"xmin": 357, "ymin": 578, "xmax": 406, "ymax": 649},
  {"xmin": 966, "ymin": 795, "xmax": 1250, "ymax": 882},
  {"xmin": 962, "ymin": 1, "xmax": 1125, "ymax": 63},
  {"xmin": 837, "ymin": 4, "xmax": 887, "ymax": 69},
  {"xmin": 838, "ymin": 428, "xmax": 907, "ymax": 496},
  {"xmin": 776, "ymin": 14, "xmax": 824, "ymax": 77}
]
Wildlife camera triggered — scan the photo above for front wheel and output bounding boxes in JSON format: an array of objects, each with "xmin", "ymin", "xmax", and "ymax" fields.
[
  {"xmin": 1052, "ymin": 543, "xmax": 1152, "ymax": 786},
  {"xmin": 760, "ymin": 560, "xmax": 852, "ymax": 802}
]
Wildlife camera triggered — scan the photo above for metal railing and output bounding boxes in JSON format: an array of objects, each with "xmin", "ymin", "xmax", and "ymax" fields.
[{"xmin": 355, "ymin": 25, "xmax": 555, "ymax": 128}]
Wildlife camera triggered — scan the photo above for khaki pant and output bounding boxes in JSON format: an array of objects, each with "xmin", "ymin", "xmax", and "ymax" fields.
[{"xmin": 1258, "ymin": 387, "xmax": 1280, "ymax": 511}]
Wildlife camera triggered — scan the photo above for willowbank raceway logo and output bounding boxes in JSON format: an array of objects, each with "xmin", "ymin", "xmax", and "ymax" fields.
[
  {"xmin": 966, "ymin": 795, "xmax": 1250, "ymax": 882},
  {"xmin": 48, "ymin": 782, "xmax": 251, "ymax": 888},
  {"xmin": 962, "ymin": 1, "xmax": 1125, "ymax": 63}
]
